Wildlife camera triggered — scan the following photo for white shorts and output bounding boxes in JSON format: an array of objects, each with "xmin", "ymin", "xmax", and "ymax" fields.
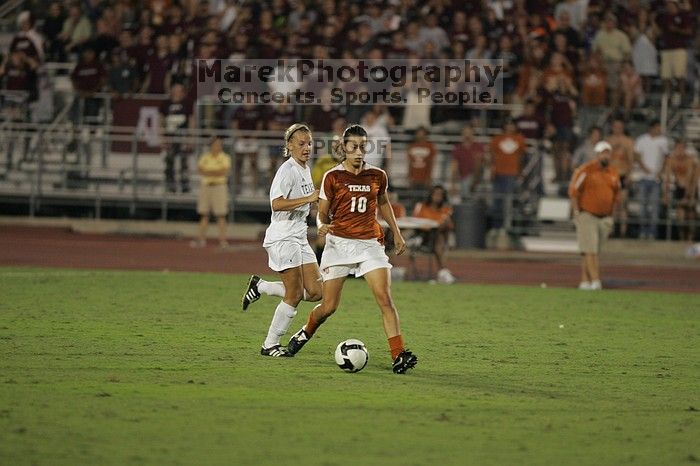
[
  {"xmin": 265, "ymin": 240, "xmax": 317, "ymax": 272},
  {"xmin": 320, "ymin": 234, "xmax": 392, "ymax": 281}
]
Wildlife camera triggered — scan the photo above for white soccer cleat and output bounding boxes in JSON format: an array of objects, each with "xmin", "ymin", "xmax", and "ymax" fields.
[{"xmin": 578, "ymin": 281, "xmax": 592, "ymax": 290}]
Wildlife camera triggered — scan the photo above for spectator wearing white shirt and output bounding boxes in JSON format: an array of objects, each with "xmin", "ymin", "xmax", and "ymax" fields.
[
  {"xmin": 629, "ymin": 24, "xmax": 658, "ymax": 94},
  {"xmin": 362, "ymin": 111, "xmax": 392, "ymax": 171},
  {"xmin": 554, "ymin": 0, "xmax": 587, "ymax": 32},
  {"xmin": 633, "ymin": 120, "xmax": 671, "ymax": 239},
  {"xmin": 419, "ymin": 15, "xmax": 449, "ymax": 53}
]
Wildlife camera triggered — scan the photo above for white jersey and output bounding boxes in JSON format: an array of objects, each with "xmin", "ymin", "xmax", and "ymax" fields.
[{"xmin": 263, "ymin": 157, "xmax": 315, "ymax": 246}]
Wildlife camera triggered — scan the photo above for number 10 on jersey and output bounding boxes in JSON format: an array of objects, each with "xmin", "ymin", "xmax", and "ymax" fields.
[{"xmin": 350, "ymin": 196, "xmax": 367, "ymax": 213}]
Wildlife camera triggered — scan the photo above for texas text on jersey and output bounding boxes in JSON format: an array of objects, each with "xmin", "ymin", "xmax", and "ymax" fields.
[{"xmin": 320, "ymin": 163, "xmax": 388, "ymax": 242}]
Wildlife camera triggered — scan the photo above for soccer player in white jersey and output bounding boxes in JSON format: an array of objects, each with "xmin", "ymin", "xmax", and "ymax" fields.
[
  {"xmin": 241, "ymin": 123, "xmax": 322, "ymax": 357},
  {"xmin": 286, "ymin": 125, "xmax": 418, "ymax": 374}
]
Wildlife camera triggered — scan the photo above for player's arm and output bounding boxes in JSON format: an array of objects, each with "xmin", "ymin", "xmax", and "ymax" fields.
[
  {"xmin": 271, "ymin": 190, "xmax": 319, "ymax": 212},
  {"xmin": 316, "ymin": 198, "xmax": 332, "ymax": 235},
  {"xmin": 378, "ymin": 192, "xmax": 406, "ymax": 255}
]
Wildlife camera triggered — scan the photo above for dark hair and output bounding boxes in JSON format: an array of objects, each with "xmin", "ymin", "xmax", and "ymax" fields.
[
  {"xmin": 343, "ymin": 124, "xmax": 368, "ymax": 141},
  {"xmin": 648, "ymin": 119, "xmax": 661, "ymax": 128},
  {"xmin": 589, "ymin": 125, "xmax": 601, "ymax": 135},
  {"xmin": 426, "ymin": 185, "xmax": 449, "ymax": 208},
  {"xmin": 333, "ymin": 124, "xmax": 368, "ymax": 160}
]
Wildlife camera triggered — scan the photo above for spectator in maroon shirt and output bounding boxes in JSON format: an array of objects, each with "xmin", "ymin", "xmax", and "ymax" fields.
[
  {"xmin": 1, "ymin": 49, "xmax": 37, "ymax": 167},
  {"xmin": 448, "ymin": 11, "xmax": 470, "ymax": 46},
  {"xmin": 141, "ymin": 34, "xmax": 172, "ymax": 94},
  {"xmin": 161, "ymin": 4, "xmax": 187, "ymax": 36},
  {"xmin": 189, "ymin": 0, "xmax": 212, "ymax": 37},
  {"xmin": 10, "ymin": 12, "xmax": 43, "ymax": 64},
  {"xmin": 113, "ymin": 29, "xmax": 141, "ymax": 72},
  {"xmin": 133, "ymin": 26, "xmax": 156, "ymax": 75},
  {"xmin": 656, "ymin": 0, "xmax": 694, "ymax": 105},
  {"xmin": 107, "ymin": 48, "xmax": 140, "ymax": 96},
  {"xmin": 306, "ymin": 88, "xmax": 346, "ymax": 133},
  {"xmin": 450, "ymin": 125, "xmax": 484, "ymax": 199},
  {"xmin": 543, "ymin": 76, "xmax": 577, "ymax": 182},
  {"xmin": 43, "ymin": 2, "xmax": 66, "ymax": 62},
  {"xmin": 92, "ymin": 18, "xmax": 119, "ymax": 60},
  {"xmin": 160, "ymin": 83, "xmax": 193, "ymax": 193},
  {"xmin": 231, "ymin": 99, "xmax": 264, "ymax": 194},
  {"xmin": 70, "ymin": 47, "xmax": 105, "ymax": 124},
  {"xmin": 514, "ymin": 99, "xmax": 545, "ymax": 140}
]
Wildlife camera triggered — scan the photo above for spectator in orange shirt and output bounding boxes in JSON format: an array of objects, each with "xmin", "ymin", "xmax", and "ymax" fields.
[
  {"xmin": 407, "ymin": 126, "xmax": 437, "ymax": 195},
  {"xmin": 568, "ymin": 141, "xmax": 620, "ymax": 290},
  {"xmin": 413, "ymin": 185, "xmax": 455, "ymax": 281},
  {"xmin": 490, "ymin": 120, "xmax": 527, "ymax": 229},
  {"xmin": 579, "ymin": 53, "xmax": 607, "ymax": 136}
]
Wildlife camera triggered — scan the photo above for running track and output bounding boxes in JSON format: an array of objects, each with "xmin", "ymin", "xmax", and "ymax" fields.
[{"xmin": 1, "ymin": 226, "xmax": 699, "ymax": 293}]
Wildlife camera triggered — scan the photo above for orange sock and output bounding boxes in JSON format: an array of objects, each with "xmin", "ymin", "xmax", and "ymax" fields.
[
  {"xmin": 305, "ymin": 312, "xmax": 320, "ymax": 336},
  {"xmin": 388, "ymin": 335, "xmax": 404, "ymax": 360}
]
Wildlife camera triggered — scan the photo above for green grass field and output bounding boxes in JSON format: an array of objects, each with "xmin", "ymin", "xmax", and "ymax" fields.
[{"xmin": 1, "ymin": 266, "xmax": 698, "ymax": 466}]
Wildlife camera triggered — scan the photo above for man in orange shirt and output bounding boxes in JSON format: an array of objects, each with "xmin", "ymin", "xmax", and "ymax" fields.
[
  {"xmin": 568, "ymin": 141, "xmax": 620, "ymax": 290},
  {"xmin": 490, "ymin": 120, "xmax": 527, "ymax": 229}
]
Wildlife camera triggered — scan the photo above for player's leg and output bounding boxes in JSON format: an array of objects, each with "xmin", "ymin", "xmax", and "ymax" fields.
[
  {"xmin": 300, "ymin": 261, "xmax": 322, "ymax": 302},
  {"xmin": 261, "ymin": 265, "xmax": 304, "ymax": 356},
  {"xmin": 362, "ymin": 266, "xmax": 418, "ymax": 373},
  {"xmin": 242, "ymin": 245, "xmax": 320, "ymax": 310},
  {"xmin": 287, "ymin": 273, "xmax": 347, "ymax": 355}
]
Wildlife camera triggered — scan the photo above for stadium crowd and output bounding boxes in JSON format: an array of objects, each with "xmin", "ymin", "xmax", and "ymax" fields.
[{"xmin": 1, "ymin": 0, "xmax": 699, "ymax": 240}]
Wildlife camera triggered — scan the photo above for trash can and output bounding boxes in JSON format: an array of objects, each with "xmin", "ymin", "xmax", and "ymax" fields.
[{"xmin": 453, "ymin": 199, "xmax": 486, "ymax": 249}]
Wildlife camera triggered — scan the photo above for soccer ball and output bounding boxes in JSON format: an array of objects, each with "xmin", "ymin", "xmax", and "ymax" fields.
[{"xmin": 334, "ymin": 339, "xmax": 369, "ymax": 373}]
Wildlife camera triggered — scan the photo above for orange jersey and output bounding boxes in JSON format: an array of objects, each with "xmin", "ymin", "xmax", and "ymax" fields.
[
  {"xmin": 413, "ymin": 202, "xmax": 452, "ymax": 225},
  {"xmin": 407, "ymin": 141, "xmax": 437, "ymax": 185},
  {"xmin": 320, "ymin": 163, "xmax": 388, "ymax": 241},
  {"xmin": 569, "ymin": 160, "xmax": 620, "ymax": 217},
  {"xmin": 490, "ymin": 133, "xmax": 527, "ymax": 177}
]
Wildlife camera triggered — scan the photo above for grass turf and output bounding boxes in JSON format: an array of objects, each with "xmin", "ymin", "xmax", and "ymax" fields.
[{"xmin": 0, "ymin": 266, "xmax": 698, "ymax": 466}]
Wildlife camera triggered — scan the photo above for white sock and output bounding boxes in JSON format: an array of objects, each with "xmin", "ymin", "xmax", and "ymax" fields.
[
  {"xmin": 258, "ymin": 280, "xmax": 314, "ymax": 301},
  {"xmin": 263, "ymin": 301, "xmax": 297, "ymax": 348},
  {"xmin": 258, "ymin": 279, "xmax": 285, "ymax": 297}
]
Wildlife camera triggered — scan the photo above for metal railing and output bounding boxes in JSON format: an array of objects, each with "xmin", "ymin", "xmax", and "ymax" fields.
[{"xmin": 2, "ymin": 89, "xmax": 697, "ymax": 242}]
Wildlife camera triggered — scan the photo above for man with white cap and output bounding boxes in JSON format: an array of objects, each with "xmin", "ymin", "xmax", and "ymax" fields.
[{"xmin": 568, "ymin": 141, "xmax": 620, "ymax": 290}]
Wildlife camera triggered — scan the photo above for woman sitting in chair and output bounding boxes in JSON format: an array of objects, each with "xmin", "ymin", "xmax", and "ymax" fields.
[{"xmin": 412, "ymin": 185, "xmax": 456, "ymax": 283}]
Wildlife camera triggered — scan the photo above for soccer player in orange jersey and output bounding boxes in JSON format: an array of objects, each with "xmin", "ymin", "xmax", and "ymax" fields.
[{"xmin": 285, "ymin": 125, "xmax": 418, "ymax": 374}]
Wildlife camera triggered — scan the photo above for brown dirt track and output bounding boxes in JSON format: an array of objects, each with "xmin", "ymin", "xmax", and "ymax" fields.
[{"xmin": 1, "ymin": 225, "xmax": 699, "ymax": 293}]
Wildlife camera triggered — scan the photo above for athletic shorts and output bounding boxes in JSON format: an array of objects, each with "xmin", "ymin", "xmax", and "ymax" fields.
[
  {"xmin": 575, "ymin": 211, "xmax": 614, "ymax": 254},
  {"xmin": 265, "ymin": 240, "xmax": 317, "ymax": 272},
  {"xmin": 197, "ymin": 184, "xmax": 228, "ymax": 216},
  {"xmin": 319, "ymin": 234, "xmax": 392, "ymax": 281}
]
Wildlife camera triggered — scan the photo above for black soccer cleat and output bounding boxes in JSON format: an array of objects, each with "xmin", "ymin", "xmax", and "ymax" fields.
[
  {"xmin": 392, "ymin": 350, "xmax": 418, "ymax": 374},
  {"xmin": 287, "ymin": 327, "xmax": 311, "ymax": 355},
  {"xmin": 242, "ymin": 275, "xmax": 261, "ymax": 311},
  {"xmin": 260, "ymin": 345, "xmax": 293, "ymax": 357}
]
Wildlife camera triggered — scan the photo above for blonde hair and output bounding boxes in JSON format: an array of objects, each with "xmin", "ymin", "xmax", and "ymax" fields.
[{"xmin": 284, "ymin": 123, "xmax": 312, "ymax": 157}]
